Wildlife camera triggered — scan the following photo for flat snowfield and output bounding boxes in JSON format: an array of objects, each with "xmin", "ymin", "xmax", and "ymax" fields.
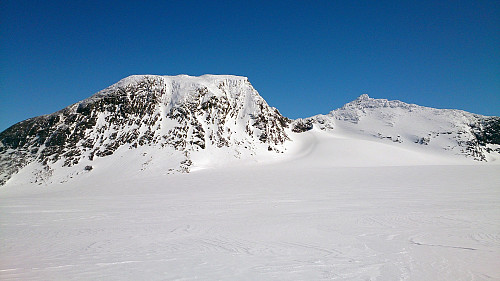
[{"xmin": 1, "ymin": 131, "xmax": 500, "ymax": 280}]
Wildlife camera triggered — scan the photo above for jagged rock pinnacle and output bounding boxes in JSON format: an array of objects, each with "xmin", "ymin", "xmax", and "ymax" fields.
[{"xmin": 357, "ymin": 94, "xmax": 370, "ymax": 100}]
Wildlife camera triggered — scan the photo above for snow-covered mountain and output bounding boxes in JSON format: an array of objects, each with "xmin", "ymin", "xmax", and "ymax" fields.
[
  {"xmin": 293, "ymin": 94, "xmax": 500, "ymax": 161},
  {"xmin": 1, "ymin": 76, "xmax": 499, "ymax": 186},
  {"xmin": 0, "ymin": 75, "xmax": 290, "ymax": 185},
  {"xmin": 2, "ymin": 76, "xmax": 499, "ymax": 280}
]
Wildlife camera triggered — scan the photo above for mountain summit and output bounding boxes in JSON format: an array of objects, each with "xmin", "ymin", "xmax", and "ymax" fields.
[{"xmin": 1, "ymin": 75, "xmax": 499, "ymax": 186}]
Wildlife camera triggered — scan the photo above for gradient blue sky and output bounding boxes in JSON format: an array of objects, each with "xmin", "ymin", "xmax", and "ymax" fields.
[{"xmin": 1, "ymin": 0, "xmax": 499, "ymax": 131}]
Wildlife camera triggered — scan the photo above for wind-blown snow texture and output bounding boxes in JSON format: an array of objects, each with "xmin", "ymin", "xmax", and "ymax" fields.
[
  {"xmin": 1, "ymin": 75, "xmax": 500, "ymax": 280},
  {"xmin": 1, "ymin": 133, "xmax": 500, "ymax": 280}
]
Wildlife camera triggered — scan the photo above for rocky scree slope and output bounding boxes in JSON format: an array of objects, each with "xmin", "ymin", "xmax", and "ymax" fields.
[
  {"xmin": 0, "ymin": 75, "xmax": 290, "ymax": 185},
  {"xmin": 293, "ymin": 94, "xmax": 500, "ymax": 161}
]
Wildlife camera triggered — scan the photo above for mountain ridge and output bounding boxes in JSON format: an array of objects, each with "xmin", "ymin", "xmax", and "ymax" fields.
[
  {"xmin": 297, "ymin": 93, "xmax": 500, "ymax": 161},
  {"xmin": 1, "ymin": 75, "xmax": 499, "ymax": 186}
]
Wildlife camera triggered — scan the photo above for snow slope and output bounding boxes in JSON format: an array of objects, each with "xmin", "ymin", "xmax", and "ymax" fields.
[
  {"xmin": 1, "ymin": 128, "xmax": 500, "ymax": 280},
  {"xmin": 1, "ymin": 76, "xmax": 500, "ymax": 280},
  {"xmin": 299, "ymin": 94, "xmax": 500, "ymax": 162}
]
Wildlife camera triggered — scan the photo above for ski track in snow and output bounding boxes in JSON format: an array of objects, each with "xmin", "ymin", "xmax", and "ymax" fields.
[{"xmin": 1, "ymin": 130, "xmax": 500, "ymax": 280}]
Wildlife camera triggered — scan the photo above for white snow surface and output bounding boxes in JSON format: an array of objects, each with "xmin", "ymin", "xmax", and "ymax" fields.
[
  {"xmin": 307, "ymin": 94, "xmax": 500, "ymax": 162},
  {"xmin": 1, "ymin": 127, "xmax": 500, "ymax": 280}
]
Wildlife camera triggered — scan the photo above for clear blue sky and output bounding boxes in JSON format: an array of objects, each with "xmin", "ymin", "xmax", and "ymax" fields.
[{"xmin": 1, "ymin": 0, "xmax": 499, "ymax": 131}]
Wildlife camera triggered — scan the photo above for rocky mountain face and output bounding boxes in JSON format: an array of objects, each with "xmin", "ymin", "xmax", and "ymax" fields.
[
  {"xmin": 294, "ymin": 94, "xmax": 500, "ymax": 161},
  {"xmin": 0, "ymin": 75, "xmax": 290, "ymax": 185}
]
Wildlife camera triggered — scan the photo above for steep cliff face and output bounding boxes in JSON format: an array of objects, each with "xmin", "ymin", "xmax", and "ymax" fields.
[
  {"xmin": 296, "ymin": 94, "xmax": 500, "ymax": 161},
  {"xmin": 0, "ymin": 75, "xmax": 290, "ymax": 185}
]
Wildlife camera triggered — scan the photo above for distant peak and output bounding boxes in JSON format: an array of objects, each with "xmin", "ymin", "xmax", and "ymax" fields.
[{"xmin": 357, "ymin": 94, "xmax": 371, "ymax": 100}]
